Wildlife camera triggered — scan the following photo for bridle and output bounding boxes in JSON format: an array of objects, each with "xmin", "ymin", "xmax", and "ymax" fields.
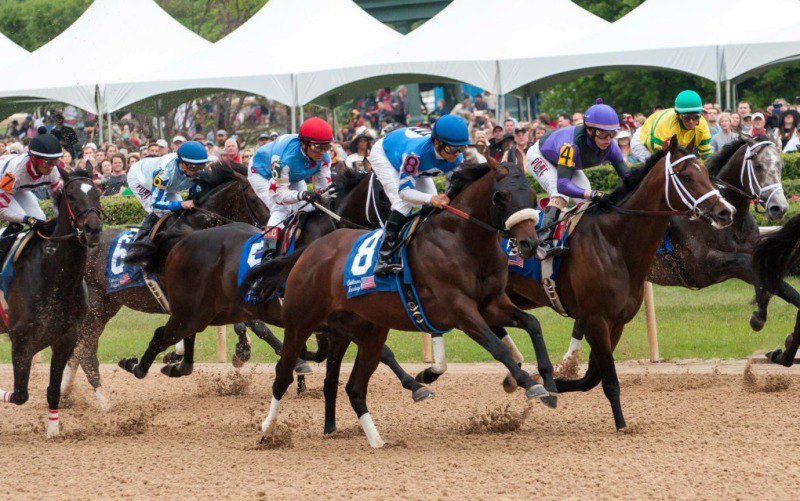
[
  {"xmin": 740, "ymin": 140, "xmax": 783, "ymax": 213},
  {"xmin": 39, "ymin": 176, "xmax": 102, "ymax": 245},
  {"xmin": 663, "ymin": 151, "xmax": 721, "ymax": 219}
]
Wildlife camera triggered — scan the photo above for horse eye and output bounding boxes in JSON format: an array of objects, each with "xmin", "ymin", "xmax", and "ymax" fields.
[{"xmin": 680, "ymin": 174, "xmax": 692, "ymax": 183}]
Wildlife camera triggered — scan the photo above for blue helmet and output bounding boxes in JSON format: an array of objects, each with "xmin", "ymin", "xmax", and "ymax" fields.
[
  {"xmin": 584, "ymin": 99, "xmax": 620, "ymax": 131},
  {"xmin": 432, "ymin": 115, "xmax": 470, "ymax": 146},
  {"xmin": 176, "ymin": 141, "xmax": 209, "ymax": 165}
]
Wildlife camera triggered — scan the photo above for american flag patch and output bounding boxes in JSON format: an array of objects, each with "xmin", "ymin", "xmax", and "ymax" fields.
[
  {"xmin": 508, "ymin": 254, "xmax": 524, "ymax": 268},
  {"xmin": 361, "ymin": 275, "xmax": 376, "ymax": 289}
]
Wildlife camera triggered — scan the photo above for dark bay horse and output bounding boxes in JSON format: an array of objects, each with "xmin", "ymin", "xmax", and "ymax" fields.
[
  {"xmin": 60, "ymin": 162, "xmax": 268, "ymax": 408},
  {"xmin": 0, "ymin": 169, "xmax": 102, "ymax": 437},
  {"xmin": 496, "ymin": 138, "xmax": 734, "ymax": 431},
  {"xmin": 753, "ymin": 214, "xmax": 800, "ymax": 366},
  {"xmin": 245, "ymin": 161, "xmax": 555, "ymax": 448}
]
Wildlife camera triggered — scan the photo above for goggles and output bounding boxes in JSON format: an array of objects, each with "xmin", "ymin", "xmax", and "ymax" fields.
[
  {"xmin": 439, "ymin": 144, "xmax": 467, "ymax": 155},
  {"xmin": 680, "ymin": 113, "xmax": 702, "ymax": 123},
  {"xmin": 306, "ymin": 142, "xmax": 332, "ymax": 152},
  {"xmin": 181, "ymin": 161, "xmax": 206, "ymax": 173},
  {"xmin": 593, "ymin": 129, "xmax": 617, "ymax": 140}
]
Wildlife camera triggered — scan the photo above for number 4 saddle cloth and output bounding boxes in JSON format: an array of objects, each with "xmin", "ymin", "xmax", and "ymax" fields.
[{"xmin": 343, "ymin": 225, "xmax": 448, "ymax": 334}]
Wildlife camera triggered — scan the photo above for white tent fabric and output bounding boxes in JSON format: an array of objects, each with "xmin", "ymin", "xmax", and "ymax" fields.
[
  {"xmin": 300, "ymin": 0, "xmax": 609, "ymax": 105},
  {"xmin": 0, "ymin": 31, "xmax": 27, "ymax": 66},
  {"xmin": 0, "ymin": 0, "xmax": 211, "ymax": 114},
  {"xmin": 104, "ymin": 0, "xmax": 402, "ymax": 113}
]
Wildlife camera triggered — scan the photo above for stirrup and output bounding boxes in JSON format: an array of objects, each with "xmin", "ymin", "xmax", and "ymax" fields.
[{"xmin": 538, "ymin": 242, "xmax": 567, "ymax": 259}]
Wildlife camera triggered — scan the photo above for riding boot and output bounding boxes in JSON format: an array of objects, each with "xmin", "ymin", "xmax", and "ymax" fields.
[
  {"xmin": 0, "ymin": 223, "xmax": 24, "ymax": 265},
  {"xmin": 261, "ymin": 227, "xmax": 281, "ymax": 263},
  {"xmin": 132, "ymin": 212, "xmax": 161, "ymax": 246},
  {"xmin": 537, "ymin": 206, "xmax": 566, "ymax": 258},
  {"xmin": 373, "ymin": 210, "xmax": 406, "ymax": 276}
]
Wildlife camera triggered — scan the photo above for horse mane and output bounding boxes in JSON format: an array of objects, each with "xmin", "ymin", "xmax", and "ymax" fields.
[
  {"xmin": 446, "ymin": 164, "xmax": 492, "ymax": 199},
  {"xmin": 191, "ymin": 162, "xmax": 246, "ymax": 203},
  {"xmin": 706, "ymin": 138, "xmax": 748, "ymax": 176},
  {"xmin": 332, "ymin": 167, "xmax": 370, "ymax": 201}
]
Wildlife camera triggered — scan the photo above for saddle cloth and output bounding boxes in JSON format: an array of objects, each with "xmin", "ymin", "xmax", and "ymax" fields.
[
  {"xmin": 0, "ymin": 229, "xmax": 34, "ymax": 296},
  {"xmin": 106, "ymin": 230, "xmax": 147, "ymax": 294},
  {"xmin": 342, "ymin": 224, "xmax": 448, "ymax": 334}
]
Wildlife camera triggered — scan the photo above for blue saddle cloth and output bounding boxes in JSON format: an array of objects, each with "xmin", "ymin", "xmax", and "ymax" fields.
[
  {"xmin": 0, "ymin": 231, "xmax": 30, "ymax": 296},
  {"xmin": 657, "ymin": 228, "xmax": 674, "ymax": 255},
  {"xmin": 106, "ymin": 230, "xmax": 147, "ymax": 294},
  {"xmin": 501, "ymin": 208, "xmax": 568, "ymax": 281},
  {"xmin": 342, "ymin": 227, "xmax": 448, "ymax": 334}
]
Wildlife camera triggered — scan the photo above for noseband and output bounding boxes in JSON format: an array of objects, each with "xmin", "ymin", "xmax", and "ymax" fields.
[
  {"xmin": 741, "ymin": 141, "xmax": 783, "ymax": 212},
  {"xmin": 41, "ymin": 176, "xmax": 101, "ymax": 245},
  {"xmin": 664, "ymin": 152, "xmax": 721, "ymax": 219}
]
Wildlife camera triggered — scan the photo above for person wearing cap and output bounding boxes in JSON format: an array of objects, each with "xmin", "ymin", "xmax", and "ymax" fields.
[
  {"xmin": 488, "ymin": 124, "xmax": 505, "ymax": 161},
  {"xmin": 257, "ymin": 133, "xmax": 271, "ymax": 148},
  {"xmin": 634, "ymin": 90, "xmax": 712, "ymax": 162},
  {"xmin": 0, "ymin": 127, "xmax": 65, "ymax": 259},
  {"xmin": 216, "ymin": 129, "xmax": 228, "ymax": 147},
  {"xmin": 156, "ymin": 139, "xmax": 169, "ymax": 157},
  {"xmin": 171, "ymin": 135, "xmax": 186, "ymax": 152},
  {"xmin": 502, "ymin": 126, "xmax": 529, "ymax": 169},
  {"xmin": 345, "ymin": 126, "xmax": 376, "ymax": 172},
  {"xmin": 367, "ymin": 115, "xmax": 468, "ymax": 275},
  {"xmin": 247, "ymin": 117, "xmax": 333, "ymax": 262},
  {"xmin": 527, "ymin": 99, "xmax": 628, "ymax": 258},
  {"xmin": 126, "ymin": 140, "xmax": 209, "ymax": 247},
  {"xmin": 749, "ymin": 112, "xmax": 769, "ymax": 138},
  {"xmin": 614, "ymin": 128, "xmax": 637, "ymax": 165}
]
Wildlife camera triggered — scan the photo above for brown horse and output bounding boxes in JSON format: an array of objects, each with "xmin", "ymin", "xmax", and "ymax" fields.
[
  {"xmin": 0, "ymin": 169, "xmax": 102, "ymax": 437},
  {"xmin": 59, "ymin": 162, "xmax": 268, "ymax": 409},
  {"xmin": 244, "ymin": 160, "xmax": 554, "ymax": 448},
  {"xmin": 496, "ymin": 137, "xmax": 734, "ymax": 431}
]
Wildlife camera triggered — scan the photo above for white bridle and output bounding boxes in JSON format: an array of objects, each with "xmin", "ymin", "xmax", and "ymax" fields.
[
  {"xmin": 664, "ymin": 151, "xmax": 720, "ymax": 213},
  {"xmin": 741, "ymin": 140, "xmax": 783, "ymax": 209}
]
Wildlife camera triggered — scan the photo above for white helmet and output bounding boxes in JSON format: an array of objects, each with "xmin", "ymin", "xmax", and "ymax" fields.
[{"xmin": 615, "ymin": 130, "xmax": 631, "ymax": 140}]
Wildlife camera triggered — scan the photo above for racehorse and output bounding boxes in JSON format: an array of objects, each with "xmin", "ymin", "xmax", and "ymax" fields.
[
  {"xmin": 494, "ymin": 137, "xmax": 734, "ymax": 431},
  {"xmin": 0, "ymin": 169, "xmax": 102, "ymax": 437},
  {"xmin": 60, "ymin": 162, "xmax": 269, "ymax": 408},
  {"xmin": 245, "ymin": 160, "xmax": 556, "ymax": 448},
  {"xmin": 752, "ymin": 214, "xmax": 800, "ymax": 366},
  {"xmin": 562, "ymin": 136, "xmax": 791, "ymax": 360}
]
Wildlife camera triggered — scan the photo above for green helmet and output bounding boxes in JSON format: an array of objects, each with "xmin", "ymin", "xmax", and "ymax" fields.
[{"xmin": 674, "ymin": 90, "xmax": 703, "ymax": 114}]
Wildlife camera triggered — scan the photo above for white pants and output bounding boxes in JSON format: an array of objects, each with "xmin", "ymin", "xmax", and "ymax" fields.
[
  {"xmin": 248, "ymin": 169, "xmax": 312, "ymax": 229},
  {"xmin": 526, "ymin": 142, "xmax": 590, "ymax": 204},
  {"xmin": 2, "ymin": 191, "xmax": 46, "ymax": 222},
  {"xmin": 630, "ymin": 131, "xmax": 650, "ymax": 163},
  {"xmin": 369, "ymin": 140, "xmax": 437, "ymax": 215},
  {"xmin": 127, "ymin": 170, "xmax": 180, "ymax": 215}
]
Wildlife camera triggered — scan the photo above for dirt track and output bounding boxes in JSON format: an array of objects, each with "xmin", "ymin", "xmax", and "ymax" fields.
[{"xmin": 1, "ymin": 360, "xmax": 800, "ymax": 499}]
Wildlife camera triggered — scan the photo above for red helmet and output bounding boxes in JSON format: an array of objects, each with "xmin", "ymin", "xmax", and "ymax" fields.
[{"xmin": 298, "ymin": 117, "xmax": 333, "ymax": 144}]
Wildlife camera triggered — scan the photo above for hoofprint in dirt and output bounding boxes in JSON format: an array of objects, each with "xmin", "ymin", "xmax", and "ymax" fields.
[{"xmin": 1, "ymin": 362, "xmax": 799, "ymax": 499}]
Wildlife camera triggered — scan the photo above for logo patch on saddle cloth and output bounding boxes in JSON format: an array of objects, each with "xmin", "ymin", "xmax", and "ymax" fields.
[{"xmin": 106, "ymin": 230, "xmax": 146, "ymax": 294}]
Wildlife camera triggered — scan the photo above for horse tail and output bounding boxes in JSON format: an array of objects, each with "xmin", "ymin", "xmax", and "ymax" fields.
[
  {"xmin": 240, "ymin": 247, "xmax": 307, "ymax": 302},
  {"xmin": 753, "ymin": 214, "xmax": 800, "ymax": 294},
  {"xmin": 125, "ymin": 227, "xmax": 194, "ymax": 275}
]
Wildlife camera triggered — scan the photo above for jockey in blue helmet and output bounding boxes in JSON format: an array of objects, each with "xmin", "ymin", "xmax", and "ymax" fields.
[
  {"xmin": 368, "ymin": 115, "xmax": 469, "ymax": 275},
  {"xmin": 526, "ymin": 99, "xmax": 627, "ymax": 257}
]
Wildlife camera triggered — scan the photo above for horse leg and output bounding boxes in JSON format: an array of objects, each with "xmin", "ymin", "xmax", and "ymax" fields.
[
  {"xmin": 346, "ymin": 326, "xmax": 389, "ymax": 448},
  {"xmin": 1, "ymin": 335, "xmax": 35, "ymax": 406},
  {"xmin": 585, "ymin": 320, "xmax": 627, "ymax": 431},
  {"xmin": 232, "ymin": 323, "xmax": 251, "ymax": 368},
  {"xmin": 381, "ymin": 343, "xmax": 434, "ymax": 401},
  {"xmin": 118, "ymin": 325, "xmax": 170, "ymax": 379},
  {"xmin": 162, "ymin": 334, "xmax": 195, "ymax": 377},
  {"xmin": 45, "ymin": 338, "xmax": 78, "ymax": 438},
  {"xmin": 246, "ymin": 319, "xmax": 313, "ymax": 375},
  {"xmin": 563, "ymin": 322, "xmax": 584, "ymax": 360},
  {"xmin": 414, "ymin": 334, "xmax": 448, "ymax": 385},
  {"xmin": 555, "ymin": 351, "xmax": 601, "ymax": 392},
  {"xmin": 766, "ymin": 309, "xmax": 800, "ymax": 367},
  {"xmin": 323, "ymin": 333, "xmax": 350, "ymax": 435},
  {"xmin": 490, "ymin": 327, "xmax": 521, "ymax": 393}
]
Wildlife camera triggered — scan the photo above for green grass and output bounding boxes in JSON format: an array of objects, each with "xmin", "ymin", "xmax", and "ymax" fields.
[{"xmin": 2, "ymin": 279, "xmax": 798, "ymax": 364}]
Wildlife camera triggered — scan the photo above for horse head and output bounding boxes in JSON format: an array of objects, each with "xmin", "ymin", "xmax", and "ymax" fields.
[
  {"xmin": 486, "ymin": 156, "xmax": 540, "ymax": 258},
  {"xmin": 57, "ymin": 167, "xmax": 102, "ymax": 247},
  {"xmin": 662, "ymin": 134, "xmax": 734, "ymax": 229},
  {"xmin": 743, "ymin": 137, "xmax": 787, "ymax": 220},
  {"xmin": 194, "ymin": 162, "xmax": 268, "ymax": 226}
]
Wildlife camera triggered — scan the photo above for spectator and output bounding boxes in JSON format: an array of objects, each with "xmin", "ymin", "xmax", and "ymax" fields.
[
  {"xmin": 571, "ymin": 112, "xmax": 584, "ymax": 125},
  {"xmin": 782, "ymin": 127, "xmax": 800, "ymax": 153},
  {"xmin": 256, "ymin": 133, "xmax": 270, "ymax": 148},
  {"xmin": 0, "ymin": 140, "xmax": 5, "ymax": 156},
  {"xmin": 156, "ymin": 139, "xmax": 169, "ymax": 156},
  {"xmin": 204, "ymin": 140, "xmax": 215, "ymax": 157},
  {"xmin": 6, "ymin": 120, "xmax": 19, "ymax": 138},
  {"xmin": 221, "ymin": 137, "xmax": 241, "ymax": 164},
  {"xmin": 81, "ymin": 143, "xmax": 98, "ymax": 173},
  {"xmin": 51, "ymin": 113, "xmax": 79, "ymax": 157},
  {"xmin": 345, "ymin": 126, "xmax": 375, "ymax": 172},
  {"xmin": 738, "ymin": 101, "xmax": 752, "ymax": 118},
  {"xmin": 488, "ymin": 124, "xmax": 504, "ymax": 160},
  {"xmin": 96, "ymin": 159, "xmax": 112, "ymax": 189},
  {"xmin": 531, "ymin": 124, "xmax": 547, "ymax": 144},
  {"xmin": 390, "ymin": 85, "xmax": 408, "ymax": 126},
  {"xmin": 474, "ymin": 94, "xmax": 489, "ymax": 112},
  {"xmin": 750, "ymin": 112, "xmax": 768, "ymax": 137},
  {"xmin": 474, "ymin": 137, "xmax": 488, "ymax": 158},
  {"xmin": 706, "ymin": 107, "xmax": 721, "ymax": 137},
  {"xmin": 614, "ymin": 129, "xmax": 638, "ymax": 165},
  {"xmin": 106, "ymin": 143, "xmax": 119, "ymax": 156},
  {"xmin": 451, "ymin": 96, "xmax": 473, "ymax": 119},
  {"xmin": 146, "ymin": 142, "xmax": 160, "ymax": 157},
  {"xmin": 556, "ymin": 114, "xmax": 571, "ymax": 128},
  {"xmin": 710, "ymin": 112, "xmax": 739, "ymax": 153},
  {"xmin": 171, "ymin": 135, "xmax": 186, "ymax": 152},
  {"xmin": 61, "ymin": 149, "xmax": 74, "ymax": 171},
  {"xmin": 95, "ymin": 149, "xmax": 107, "ymax": 165},
  {"xmin": 740, "ymin": 112, "xmax": 753, "ymax": 135},
  {"xmin": 503, "ymin": 118, "xmax": 516, "ymax": 136},
  {"xmin": 103, "ymin": 154, "xmax": 128, "ymax": 196},
  {"xmin": 216, "ymin": 129, "xmax": 228, "ymax": 147},
  {"xmin": 775, "ymin": 110, "xmax": 800, "ymax": 149},
  {"xmin": 502, "ymin": 126, "xmax": 529, "ymax": 169},
  {"xmin": 127, "ymin": 153, "xmax": 140, "ymax": 169},
  {"xmin": 241, "ymin": 147, "xmax": 255, "ymax": 165},
  {"xmin": 730, "ymin": 113, "xmax": 742, "ymax": 132}
]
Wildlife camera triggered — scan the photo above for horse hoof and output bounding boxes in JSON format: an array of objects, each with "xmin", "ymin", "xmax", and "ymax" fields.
[
  {"xmin": 161, "ymin": 363, "xmax": 192, "ymax": 378},
  {"xmin": 538, "ymin": 394, "xmax": 558, "ymax": 409},
  {"xmin": 294, "ymin": 361, "xmax": 313, "ymax": 375},
  {"xmin": 412, "ymin": 387, "xmax": 435, "ymax": 402},
  {"xmin": 232, "ymin": 354, "xmax": 245, "ymax": 369},
  {"xmin": 323, "ymin": 426, "xmax": 337, "ymax": 436},
  {"xmin": 133, "ymin": 365, "xmax": 147, "ymax": 380},
  {"xmin": 162, "ymin": 351, "xmax": 182, "ymax": 364},
  {"xmin": 502, "ymin": 374, "xmax": 518, "ymax": 394},
  {"xmin": 118, "ymin": 357, "xmax": 138, "ymax": 374},
  {"xmin": 750, "ymin": 312, "xmax": 766, "ymax": 332},
  {"xmin": 525, "ymin": 384, "xmax": 549, "ymax": 400}
]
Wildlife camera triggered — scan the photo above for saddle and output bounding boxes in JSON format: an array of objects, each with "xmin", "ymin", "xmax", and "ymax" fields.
[{"xmin": 278, "ymin": 211, "xmax": 312, "ymax": 256}]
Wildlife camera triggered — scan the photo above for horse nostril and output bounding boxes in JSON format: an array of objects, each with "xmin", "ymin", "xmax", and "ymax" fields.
[
  {"xmin": 719, "ymin": 209, "xmax": 732, "ymax": 222},
  {"xmin": 517, "ymin": 239, "xmax": 533, "ymax": 256},
  {"xmin": 769, "ymin": 205, "xmax": 786, "ymax": 218}
]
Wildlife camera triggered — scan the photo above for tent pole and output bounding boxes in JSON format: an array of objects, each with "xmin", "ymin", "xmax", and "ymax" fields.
[
  {"xmin": 725, "ymin": 80, "xmax": 731, "ymax": 110},
  {"xmin": 300, "ymin": 105, "xmax": 304, "ymax": 123},
  {"xmin": 525, "ymin": 88, "xmax": 532, "ymax": 123},
  {"xmin": 107, "ymin": 110, "xmax": 112, "ymax": 144},
  {"xmin": 97, "ymin": 95, "xmax": 104, "ymax": 145},
  {"xmin": 329, "ymin": 96, "xmax": 338, "ymax": 140},
  {"xmin": 733, "ymin": 83, "xmax": 738, "ymax": 106},
  {"xmin": 156, "ymin": 98, "xmax": 164, "ymax": 140},
  {"xmin": 715, "ymin": 80, "xmax": 721, "ymax": 108},
  {"xmin": 291, "ymin": 105, "xmax": 296, "ymax": 133}
]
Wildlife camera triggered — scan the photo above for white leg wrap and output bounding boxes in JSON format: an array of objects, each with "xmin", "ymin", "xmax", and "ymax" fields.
[
  {"xmin": 95, "ymin": 388, "xmax": 110, "ymax": 411},
  {"xmin": 46, "ymin": 409, "xmax": 60, "ymax": 438},
  {"xmin": 60, "ymin": 365, "xmax": 74, "ymax": 394},
  {"xmin": 501, "ymin": 335, "xmax": 524, "ymax": 364},
  {"xmin": 563, "ymin": 337, "xmax": 582, "ymax": 360},
  {"xmin": 358, "ymin": 413, "xmax": 385, "ymax": 449},
  {"xmin": 1, "ymin": 389, "xmax": 11, "ymax": 403},
  {"xmin": 175, "ymin": 340, "xmax": 185, "ymax": 356},
  {"xmin": 430, "ymin": 336, "xmax": 447, "ymax": 374},
  {"xmin": 260, "ymin": 397, "xmax": 281, "ymax": 435}
]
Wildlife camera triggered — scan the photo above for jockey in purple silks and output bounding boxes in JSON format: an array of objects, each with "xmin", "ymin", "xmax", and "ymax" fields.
[{"xmin": 525, "ymin": 99, "xmax": 628, "ymax": 258}]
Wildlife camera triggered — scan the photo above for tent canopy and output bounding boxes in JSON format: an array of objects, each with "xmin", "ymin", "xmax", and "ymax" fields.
[
  {"xmin": 105, "ymin": 0, "xmax": 402, "ymax": 113},
  {"xmin": 0, "ymin": 0, "xmax": 211, "ymax": 114}
]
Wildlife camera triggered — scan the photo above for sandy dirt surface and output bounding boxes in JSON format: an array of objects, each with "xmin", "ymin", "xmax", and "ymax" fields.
[{"xmin": 1, "ymin": 360, "xmax": 800, "ymax": 499}]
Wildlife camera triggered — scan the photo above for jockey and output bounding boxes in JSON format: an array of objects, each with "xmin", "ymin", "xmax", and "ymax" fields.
[
  {"xmin": 527, "ymin": 99, "xmax": 627, "ymax": 258},
  {"xmin": 127, "ymin": 140, "xmax": 209, "ymax": 246},
  {"xmin": 0, "ymin": 128, "xmax": 64, "ymax": 259},
  {"xmin": 248, "ymin": 117, "xmax": 333, "ymax": 259},
  {"xmin": 369, "ymin": 115, "xmax": 468, "ymax": 275},
  {"xmin": 634, "ymin": 90, "xmax": 712, "ymax": 162}
]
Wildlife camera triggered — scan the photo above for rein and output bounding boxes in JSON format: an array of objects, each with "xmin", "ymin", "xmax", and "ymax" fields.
[
  {"xmin": 440, "ymin": 204, "xmax": 500, "ymax": 233},
  {"xmin": 36, "ymin": 176, "xmax": 101, "ymax": 243}
]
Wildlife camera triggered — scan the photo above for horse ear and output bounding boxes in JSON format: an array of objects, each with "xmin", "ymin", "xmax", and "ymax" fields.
[
  {"xmin": 667, "ymin": 134, "xmax": 679, "ymax": 156},
  {"xmin": 686, "ymin": 135, "xmax": 696, "ymax": 153},
  {"xmin": 486, "ymin": 155, "xmax": 500, "ymax": 171}
]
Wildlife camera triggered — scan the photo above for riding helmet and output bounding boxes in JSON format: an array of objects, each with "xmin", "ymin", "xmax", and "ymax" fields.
[
  {"xmin": 431, "ymin": 115, "xmax": 470, "ymax": 146},
  {"xmin": 674, "ymin": 90, "xmax": 703, "ymax": 114},
  {"xmin": 298, "ymin": 117, "xmax": 334, "ymax": 144},
  {"xmin": 584, "ymin": 99, "xmax": 620, "ymax": 131},
  {"xmin": 29, "ymin": 127, "xmax": 63, "ymax": 159},
  {"xmin": 176, "ymin": 140, "xmax": 210, "ymax": 164}
]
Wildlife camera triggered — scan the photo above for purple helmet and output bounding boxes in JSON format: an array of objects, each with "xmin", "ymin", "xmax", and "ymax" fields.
[{"xmin": 583, "ymin": 98, "xmax": 620, "ymax": 131}]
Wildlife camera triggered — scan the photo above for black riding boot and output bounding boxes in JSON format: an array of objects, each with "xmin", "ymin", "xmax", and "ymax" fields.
[
  {"xmin": 537, "ymin": 206, "xmax": 566, "ymax": 258},
  {"xmin": 260, "ymin": 227, "xmax": 280, "ymax": 263},
  {"xmin": 373, "ymin": 210, "xmax": 406, "ymax": 276},
  {"xmin": 0, "ymin": 223, "xmax": 24, "ymax": 265},
  {"xmin": 132, "ymin": 213, "xmax": 161, "ymax": 246}
]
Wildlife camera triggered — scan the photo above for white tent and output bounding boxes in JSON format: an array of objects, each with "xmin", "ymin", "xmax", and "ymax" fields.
[
  {"xmin": 0, "ymin": 31, "xmax": 27, "ymax": 66},
  {"xmin": 104, "ymin": 0, "xmax": 403, "ymax": 118},
  {"xmin": 0, "ymin": 0, "xmax": 211, "ymax": 115}
]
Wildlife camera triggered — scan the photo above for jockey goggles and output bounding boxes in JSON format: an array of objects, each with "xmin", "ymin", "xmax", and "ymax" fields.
[
  {"xmin": 680, "ymin": 113, "xmax": 702, "ymax": 123},
  {"xmin": 181, "ymin": 162, "xmax": 206, "ymax": 173},
  {"xmin": 306, "ymin": 142, "xmax": 332, "ymax": 152},
  {"xmin": 439, "ymin": 144, "xmax": 467, "ymax": 155},
  {"xmin": 592, "ymin": 129, "xmax": 617, "ymax": 140}
]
